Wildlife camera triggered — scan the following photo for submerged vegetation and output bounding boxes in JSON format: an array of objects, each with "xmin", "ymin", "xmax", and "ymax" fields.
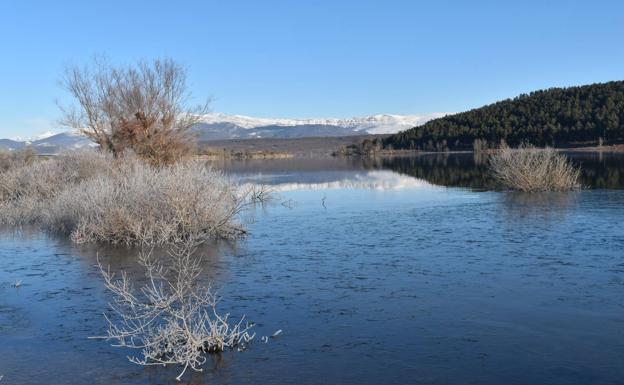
[
  {"xmin": 95, "ymin": 240, "xmax": 256, "ymax": 381},
  {"xmin": 489, "ymin": 145, "xmax": 581, "ymax": 192}
]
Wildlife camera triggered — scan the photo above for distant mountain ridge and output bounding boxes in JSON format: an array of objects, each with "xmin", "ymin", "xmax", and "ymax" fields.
[
  {"xmin": 1, "ymin": 112, "xmax": 448, "ymax": 153},
  {"xmin": 197, "ymin": 112, "xmax": 447, "ymax": 134},
  {"xmin": 0, "ymin": 132, "xmax": 95, "ymax": 154},
  {"xmin": 192, "ymin": 112, "xmax": 449, "ymax": 141}
]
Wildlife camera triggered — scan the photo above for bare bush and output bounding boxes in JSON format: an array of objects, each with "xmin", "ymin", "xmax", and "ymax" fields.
[
  {"xmin": 94, "ymin": 240, "xmax": 255, "ymax": 381},
  {"xmin": 0, "ymin": 147, "xmax": 37, "ymax": 173},
  {"xmin": 42, "ymin": 157, "xmax": 247, "ymax": 245},
  {"xmin": 0, "ymin": 151, "xmax": 112, "ymax": 224},
  {"xmin": 0, "ymin": 150, "xmax": 267, "ymax": 245},
  {"xmin": 489, "ymin": 144, "xmax": 581, "ymax": 192},
  {"xmin": 60, "ymin": 58, "xmax": 207, "ymax": 165}
]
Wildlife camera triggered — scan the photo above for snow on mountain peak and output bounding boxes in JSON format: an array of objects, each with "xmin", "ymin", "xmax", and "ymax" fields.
[
  {"xmin": 2, "ymin": 112, "xmax": 451, "ymax": 153},
  {"xmin": 198, "ymin": 112, "xmax": 449, "ymax": 134},
  {"xmin": 11, "ymin": 129, "xmax": 81, "ymax": 142}
]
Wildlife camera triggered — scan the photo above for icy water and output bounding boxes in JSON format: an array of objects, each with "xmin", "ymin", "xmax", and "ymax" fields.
[{"xmin": 1, "ymin": 153, "xmax": 624, "ymax": 385}]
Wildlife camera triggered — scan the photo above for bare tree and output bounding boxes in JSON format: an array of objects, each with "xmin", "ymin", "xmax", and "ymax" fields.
[
  {"xmin": 94, "ymin": 240, "xmax": 256, "ymax": 381},
  {"xmin": 60, "ymin": 58, "xmax": 208, "ymax": 165}
]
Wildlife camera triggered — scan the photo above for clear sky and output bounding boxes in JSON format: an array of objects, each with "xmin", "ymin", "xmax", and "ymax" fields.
[{"xmin": 1, "ymin": 0, "xmax": 623, "ymax": 138}]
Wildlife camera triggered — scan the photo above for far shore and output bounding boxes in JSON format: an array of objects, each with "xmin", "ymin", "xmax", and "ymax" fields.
[
  {"xmin": 359, "ymin": 143, "xmax": 624, "ymax": 156},
  {"xmin": 199, "ymin": 136, "xmax": 624, "ymax": 158}
]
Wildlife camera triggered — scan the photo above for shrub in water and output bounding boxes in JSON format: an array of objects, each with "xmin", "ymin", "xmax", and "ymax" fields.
[
  {"xmin": 0, "ymin": 151, "xmax": 250, "ymax": 245},
  {"xmin": 94, "ymin": 240, "xmax": 255, "ymax": 380},
  {"xmin": 489, "ymin": 144, "xmax": 581, "ymax": 192}
]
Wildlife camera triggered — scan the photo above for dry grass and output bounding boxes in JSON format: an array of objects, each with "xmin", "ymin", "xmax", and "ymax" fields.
[
  {"xmin": 94, "ymin": 240, "xmax": 256, "ymax": 381},
  {"xmin": 0, "ymin": 148, "xmax": 37, "ymax": 173},
  {"xmin": 489, "ymin": 144, "xmax": 581, "ymax": 192},
  {"xmin": 0, "ymin": 151, "xmax": 111, "ymax": 224},
  {"xmin": 44, "ymin": 159, "xmax": 245, "ymax": 245},
  {"xmin": 0, "ymin": 151, "xmax": 257, "ymax": 245}
]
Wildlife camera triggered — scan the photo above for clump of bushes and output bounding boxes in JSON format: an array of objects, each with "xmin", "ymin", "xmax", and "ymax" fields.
[
  {"xmin": 0, "ymin": 151, "xmax": 250, "ymax": 245},
  {"xmin": 489, "ymin": 144, "xmax": 581, "ymax": 192},
  {"xmin": 0, "ymin": 151, "xmax": 112, "ymax": 224},
  {"xmin": 44, "ymin": 157, "xmax": 244, "ymax": 245},
  {"xmin": 0, "ymin": 147, "xmax": 37, "ymax": 173}
]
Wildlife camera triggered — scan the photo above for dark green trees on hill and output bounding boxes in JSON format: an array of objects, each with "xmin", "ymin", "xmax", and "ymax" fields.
[{"xmin": 383, "ymin": 81, "xmax": 624, "ymax": 151}]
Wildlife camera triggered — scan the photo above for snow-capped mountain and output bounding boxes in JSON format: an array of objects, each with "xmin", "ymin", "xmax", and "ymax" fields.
[
  {"xmin": 1, "ymin": 112, "xmax": 449, "ymax": 153},
  {"xmin": 0, "ymin": 131, "xmax": 95, "ymax": 154},
  {"xmin": 197, "ymin": 112, "xmax": 448, "ymax": 136}
]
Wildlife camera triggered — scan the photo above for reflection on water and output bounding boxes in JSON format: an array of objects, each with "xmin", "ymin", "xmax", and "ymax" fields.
[
  {"xmin": 218, "ymin": 152, "xmax": 624, "ymax": 191},
  {"xmin": 371, "ymin": 153, "xmax": 496, "ymax": 190},
  {"xmin": 256, "ymin": 170, "xmax": 436, "ymax": 191},
  {"xmin": 375, "ymin": 152, "xmax": 624, "ymax": 190},
  {"xmin": 1, "ymin": 153, "xmax": 623, "ymax": 385},
  {"xmin": 498, "ymin": 191, "xmax": 581, "ymax": 222}
]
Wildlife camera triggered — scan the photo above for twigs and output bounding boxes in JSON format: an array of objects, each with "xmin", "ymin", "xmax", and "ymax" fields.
[
  {"xmin": 489, "ymin": 144, "xmax": 581, "ymax": 192},
  {"xmin": 94, "ymin": 240, "xmax": 255, "ymax": 381},
  {"xmin": 60, "ymin": 58, "xmax": 207, "ymax": 165}
]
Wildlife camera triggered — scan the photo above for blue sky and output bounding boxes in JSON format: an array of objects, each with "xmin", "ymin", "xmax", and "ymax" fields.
[{"xmin": 0, "ymin": 0, "xmax": 623, "ymax": 138}]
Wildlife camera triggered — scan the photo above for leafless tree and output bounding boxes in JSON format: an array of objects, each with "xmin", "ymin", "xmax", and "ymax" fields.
[
  {"xmin": 94, "ymin": 239, "xmax": 255, "ymax": 381},
  {"xmin": 60, "ymin": 57, "xmax": 208, "ymax": 165}
]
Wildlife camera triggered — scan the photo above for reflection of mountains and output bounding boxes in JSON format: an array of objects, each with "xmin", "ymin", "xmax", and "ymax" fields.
[
  {"xmin": 260, "ymin": 171, "xmax": 435, "ymax": 191},
  {"xmin": 374, "ymin": 152, "xmax": 624, "ymax": 190},
  {"xmin": 217, "ymin": 152, "xmax": 624, "ymax": 190}
]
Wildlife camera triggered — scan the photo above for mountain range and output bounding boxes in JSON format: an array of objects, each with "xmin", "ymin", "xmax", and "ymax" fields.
[
  {"xmin": 0, "ymin": 112, "xmax": 448, "ymax": 153},
  {"xmin": 0, "ymin": 131, "xmax": 96, "ymax": 154}
]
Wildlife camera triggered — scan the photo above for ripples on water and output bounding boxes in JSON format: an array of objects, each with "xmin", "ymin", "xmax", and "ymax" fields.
[{"xmin": 1, "ymin": 154, "xmax": 623, "ymax": 384}]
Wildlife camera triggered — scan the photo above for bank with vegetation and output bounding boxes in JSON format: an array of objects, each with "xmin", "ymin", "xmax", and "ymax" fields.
[
  {"xmin": 0, "ymin": 58, "xmax": 262, "ymax": 246},
  {"xmin": 341, "ymin": 81, "xmax": 624, "ymax": 154}
]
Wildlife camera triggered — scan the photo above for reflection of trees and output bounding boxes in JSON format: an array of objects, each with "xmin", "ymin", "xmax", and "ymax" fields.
[
  {"xmin": 497, "ymin": 191, "xmax": 580, "ymax": 223},
  {"xmin": 369, "ymin": 154, "xmax": 497, "ymax": 190},
  {"xmin": 367, "ymin": 153, "xmax": 624, "ymax": 190},
  {"xmin": 573, "ymin": 152, "xmax": 624, "ymax": 189}
]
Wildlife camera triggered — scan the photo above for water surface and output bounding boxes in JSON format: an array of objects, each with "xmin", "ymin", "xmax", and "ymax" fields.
[{"xmin": 1, "ymin": 154, "xmax": 623, "ymax": 384}]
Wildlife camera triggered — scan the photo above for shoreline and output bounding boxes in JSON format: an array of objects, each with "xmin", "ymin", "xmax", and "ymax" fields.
[{"xmin": 200, "ymin": 136, "xmax": 624, "ymax": 159}]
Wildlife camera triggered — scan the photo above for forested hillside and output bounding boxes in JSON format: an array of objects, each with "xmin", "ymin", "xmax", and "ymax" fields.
[{"xmin": 382, "ymin": 81, "xmax": 624, "ymax": 151}]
